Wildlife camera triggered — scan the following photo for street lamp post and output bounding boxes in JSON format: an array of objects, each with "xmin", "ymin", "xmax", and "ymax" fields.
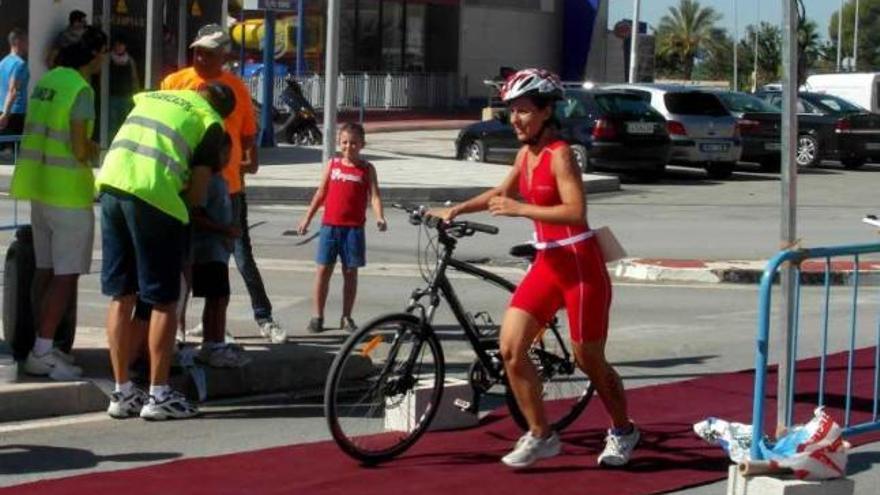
[
  {"xmin": 854, "ymin": 0, "xmax": 860, "ymax": 72},
  {"xmin": 628, "ymin": 0, "xmax": 641, "ymax": 83},
  {"xmin": 733, "ymin": 0, "xmax": 738, "ymax": 91},
  {"xmin": 837, "ymin": 0, "xmax": 844, "ymax": 72}
]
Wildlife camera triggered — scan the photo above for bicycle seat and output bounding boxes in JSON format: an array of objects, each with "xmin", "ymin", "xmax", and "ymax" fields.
[{"xmin": 509, "ymin": 243, "xmax": 536, "ymax": 261}]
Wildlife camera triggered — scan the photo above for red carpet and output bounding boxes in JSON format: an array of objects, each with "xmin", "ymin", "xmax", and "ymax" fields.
[{"xmin": 4, "ymin": 348, "xmax": 880, "ymax": 495}]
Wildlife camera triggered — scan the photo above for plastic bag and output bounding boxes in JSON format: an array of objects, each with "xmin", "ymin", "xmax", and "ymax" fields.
[
  {"xmin": 693, "ymin": 417, "xmax": 756, "ymax": 464},
  {"xmin": 758, "ymin": 407, "xmax": 849, "ymax": 480}
]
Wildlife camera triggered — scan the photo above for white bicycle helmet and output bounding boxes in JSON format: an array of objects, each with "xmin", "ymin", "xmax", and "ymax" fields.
[{"xmin": 499, "ymin": 68, "xmax": 564, "ymax": 103}]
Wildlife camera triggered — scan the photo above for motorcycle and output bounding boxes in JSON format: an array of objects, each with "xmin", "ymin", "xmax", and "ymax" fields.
[{"xmin": 276, "ymin": 76, "xmax": 323, "ymax": 146}]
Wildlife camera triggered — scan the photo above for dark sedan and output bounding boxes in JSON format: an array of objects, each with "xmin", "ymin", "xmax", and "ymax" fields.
[
  {"xmin": 752, "ymin": 91, "xmax": 880, "ymax": 169},
  {"xmin": 455, "ymin": 88, "xmax": 672, "ymax": 178}
]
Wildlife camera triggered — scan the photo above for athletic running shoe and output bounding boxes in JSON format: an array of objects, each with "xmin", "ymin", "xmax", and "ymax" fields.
[
  {"xmin": 23, "ymin": 350, "xmax": 83, "ymax": 380},
  {"xmin": 51, "ymin": 348, "xmax": 75, "ymax": 365},
  {"xmin": 139, "ymin": 391, "xmax": 199, "ymax": 421},
  {"xmin": 307, "ymin": 317, "xmax": 324, "ymax": 334},
  {"xmin": 501, "ymin": 431, "xmax": 561, "ymax": 468},
  {"xmin": 197, "ymin": 343, "xmax": 252, "ymax": 368},
  {"xmin": 340, "ymin": 316, "xmax": 358, "ymax": 333},
  {"xmin": 107, "ymin": 387, "xmax": 149, "ymax": 419},
  {"xmin": 259, "ymin": 319, "xmax": 287, "ymax": 344},
  {"xmin": 598, "ymin": 425, "xmax": 640, "ymax": 467}
]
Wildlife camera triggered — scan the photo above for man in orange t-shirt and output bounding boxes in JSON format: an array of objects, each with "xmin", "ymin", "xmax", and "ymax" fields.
[{"xmin": 161, "ymin": 24, "xmax": 287, "ymax": 345}]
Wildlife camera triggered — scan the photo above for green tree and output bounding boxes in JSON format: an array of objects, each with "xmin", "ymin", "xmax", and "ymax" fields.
[
  {"xmin": 693, "ymin": 27, "xmax": 734, "ymax": 83},
  {"xmin": 830, "ymin": 0, "xmax": 880, "ymax": 71},
  {"xmin": 737, "ymin": 22, "xmax": 782, "ymax": 90},
  {"xmin": 655, "ymin": 0, "xmax": 722, "ymax": 80}
]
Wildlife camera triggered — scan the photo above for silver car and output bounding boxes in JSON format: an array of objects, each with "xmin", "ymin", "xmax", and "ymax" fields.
[{"xmin": 605, "ymin": 84, "xmax": 743, "ymax": 179}]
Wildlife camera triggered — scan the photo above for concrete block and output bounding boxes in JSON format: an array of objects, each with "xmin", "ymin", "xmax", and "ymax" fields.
[
  {"xmin": 384, "ymin": 377, "xmax": 478, "ymax": 433},
  {"xmin": 727, "ymin": 465, "xmax": 855, "ymax": 495}
]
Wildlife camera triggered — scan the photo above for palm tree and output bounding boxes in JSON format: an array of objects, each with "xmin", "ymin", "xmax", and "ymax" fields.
[{"xmin": 656, "ymin": 0, "xmax": 722, "ymax": 80}]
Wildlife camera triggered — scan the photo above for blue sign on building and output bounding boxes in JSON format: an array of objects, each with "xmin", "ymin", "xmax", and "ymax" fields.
[
  {"xmin": 562, "ymin": 0, "xmax": 600, "ymax": 81},
  {"xmin": 253, "ymin": 0, "xmax": 297, "ymax": 10}
]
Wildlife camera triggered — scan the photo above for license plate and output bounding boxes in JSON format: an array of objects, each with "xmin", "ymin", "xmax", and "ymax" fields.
[
  {"xmin": 626, "ymin": 122, "xmax": 654, "ymax": 134},
  {"xmin": 866, "ymin": 143, "xmax": 880, "ymax": 151},
  {"xmin": 764, "ymin": 142, "xmax": 782, "ymax": 151},
  {"xmin": 700, "ymin": 143, "xmax": 730, "ymax": 153}
]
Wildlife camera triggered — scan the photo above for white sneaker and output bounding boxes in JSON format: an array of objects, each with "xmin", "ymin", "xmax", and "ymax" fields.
[
  {"xmin": 501, "ymin": 431, "xmax": 561, "ymax": 468},
  {"xmin": 197, "ymin": 343, "xmax": 252, "ymax": 368},
  {"xmin": 259, "ymin": 319, "xmax": 287, "ymax": 344},
  {"xmin": 51, "ymin": 348, "xmax": 75, "ymax": 365},
  {"xmin": 23, "ymin": 350, "xmax": 83, "ymax": 380},
  {"xmin": 598, "ymin": 425, "xmax": 640, "ymax": 467},
  {"xmin": 185, "ymin": 323, "xmax": 204, "ymax": 338},
  {"xmin": 139, "ymin": 391, "xmax": 199, "ymax": 420},
  {"xmin": 107, "ymin": 388, "xmax": 149, "ymax": 419}
]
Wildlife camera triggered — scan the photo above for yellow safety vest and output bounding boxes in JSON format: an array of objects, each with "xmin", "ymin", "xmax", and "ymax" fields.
[
  {"xmin": 96, "ymin": 91, "xmax": 223, "ymax": 223},
  {"xmin": 10, "ymin": 67, "xmax": 95, "ymax": 208}
]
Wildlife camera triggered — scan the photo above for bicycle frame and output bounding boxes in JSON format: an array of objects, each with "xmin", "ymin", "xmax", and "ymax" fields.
[{"xmin": 404, "ymin": 232, "xmax": 571, "ymax": 382}]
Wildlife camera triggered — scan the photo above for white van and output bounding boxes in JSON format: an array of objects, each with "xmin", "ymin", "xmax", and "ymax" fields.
[{"xmin": 804, "ymin": 73, "xmax": 880, "ymax": 112}]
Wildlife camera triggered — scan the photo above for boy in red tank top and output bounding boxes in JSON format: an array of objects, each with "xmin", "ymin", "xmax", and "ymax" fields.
[{"xmin": 297, "ymin": 123, "xmax": 387, "ymax": 333}]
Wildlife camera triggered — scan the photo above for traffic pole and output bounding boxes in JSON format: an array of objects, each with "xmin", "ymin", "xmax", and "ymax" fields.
[
  {"xmin": 778, "ymin": 0, "xmax": 799, "ymax": 433},
  {"xmin": 628, "ymin": 0, "xmax": 641, "ymax": 84},
  {"xmin": 321, "ymin": 0, "xmax": 341, "ymax": 165},
  {"xmin": 260, "ymin": 9, "xmax": 276, "ymax": 147}
]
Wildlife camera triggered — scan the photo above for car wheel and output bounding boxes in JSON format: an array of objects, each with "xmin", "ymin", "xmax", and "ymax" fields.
[
  {"xmin": 463, "ymin": 139, "xmax": 486, "ymax": 162},
  {"xmin": 706, "ymin": 162, "xmax": 735, "ymax": 180},
  {"xmin": 759, "ymin": 157, "xmax": 781, "ymax": 172},
  {"xmin": 796, "ymin": 134, "xmax": 821, "ymax": 168},
  {"xmin": 842, "ymin": 157, "xmax": 865, "ymax": 169},
  {"xmin": 570, "ymin": 144, "xmax": 591, "ymax": 173}
]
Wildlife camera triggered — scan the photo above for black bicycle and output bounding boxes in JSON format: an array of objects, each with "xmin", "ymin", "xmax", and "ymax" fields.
[{"xmin": 324, "ymin": 204, "xmax": 595, "ymax": 463}]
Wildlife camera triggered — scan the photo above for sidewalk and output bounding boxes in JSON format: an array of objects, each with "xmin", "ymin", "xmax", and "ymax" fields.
[
  {"xmin": 3, "ymin": 254, "xmax": 877, "ymax": 424},
  {"xmin": 243, "ymin": 145, "xmax": 620, "ymax": 203}
]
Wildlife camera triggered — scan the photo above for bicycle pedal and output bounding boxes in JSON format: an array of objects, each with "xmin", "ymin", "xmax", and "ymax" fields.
[{"xmin": 453, "ymin": 398, "xmax": 476, "ymax": 413}]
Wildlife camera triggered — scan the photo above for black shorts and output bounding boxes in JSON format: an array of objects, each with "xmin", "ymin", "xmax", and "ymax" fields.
[{"xmin": 192, "ymin": 262, "xmax": 230, "ymax": 298}]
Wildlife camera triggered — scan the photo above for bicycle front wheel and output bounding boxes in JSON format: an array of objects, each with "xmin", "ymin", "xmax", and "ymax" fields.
[
  {"xmin": 506, "ymin": 319, "xmax": 595, "ymax": 432},
  {"xmin": 324, "ymin": 313, "xmax": 445, "ymax": 464}
]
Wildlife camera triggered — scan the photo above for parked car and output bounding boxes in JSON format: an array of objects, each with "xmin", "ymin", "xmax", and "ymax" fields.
[
  {"xmin": 711, "ymin": 91, "xmax": 785, "ymax": 171},
  {"xmin": 455, "ymin": 88, "xmax": 672, "ymax": 177},
  {"xmin": 605, "ymin": 84, "xmax": 742, "ymax": 179},
  {"xmin": 755, "ymin": 90, "xmax": 880, "ymax": 169}
]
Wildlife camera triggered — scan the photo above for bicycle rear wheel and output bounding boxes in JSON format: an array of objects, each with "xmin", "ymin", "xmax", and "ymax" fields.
[
  {"xmin": 506, "ymin": 318, "xmax": 595, "ymax": 432},
  {"xmin": 324, "ymin": 313, "xmax": 445, "ymax": 464}
]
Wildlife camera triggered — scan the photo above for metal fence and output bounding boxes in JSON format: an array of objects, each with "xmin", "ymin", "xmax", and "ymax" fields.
[
  {"xmin": 750, "ymin": 242, "xmax": 880, "ymax": 460},
  {"xmin": 246, "ymin": 73, "xmax": 461, "ymax": 111}
]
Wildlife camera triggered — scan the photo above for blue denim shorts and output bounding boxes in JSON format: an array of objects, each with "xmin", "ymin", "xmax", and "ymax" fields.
[
  {"xmin": 315, "ymin": 225, "xmax": 365, "ymax": 268},
  {"xmin": 100, "ymin": 188, "xmax": 185, "ymax": 305}
]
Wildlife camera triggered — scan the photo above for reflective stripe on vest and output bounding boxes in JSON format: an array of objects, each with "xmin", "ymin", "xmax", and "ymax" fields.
[
  {"xmin": 96, "ymin": 90, "xmax": 223, "ymax": 223},
  {"xmin": 10, "ymin": 67, "xmax": 94, "ymax": 208}
]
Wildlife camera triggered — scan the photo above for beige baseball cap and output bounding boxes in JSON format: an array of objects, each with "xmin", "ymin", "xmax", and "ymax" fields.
[{"xmin": 190, "ymin": 23, "xmax": 230, "ymax": 50}]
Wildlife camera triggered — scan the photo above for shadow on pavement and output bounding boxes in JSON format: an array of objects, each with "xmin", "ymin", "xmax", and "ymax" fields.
[
  {"xmin": 0, "ymin": 444, "xmax": 180, "ymax": 475},
  {"xmin": 199, "ymin": 403, "xmax": 324, "ymax": 420},
  {"xmin": 614, "ymin": 355, "xmax": 719, "ymax": 368},
  {"xmin": 846, "ymin": 450, "xmax": 880, "ymax": 476}
]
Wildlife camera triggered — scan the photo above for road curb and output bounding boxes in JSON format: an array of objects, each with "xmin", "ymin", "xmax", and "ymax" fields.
[
  {"xmin": 0, "ymin": 343, "xmax": 338, "ymax": 424},
  {"xmin": 613, "ymin": 258, "xmax": 880, "ymax": 285}
]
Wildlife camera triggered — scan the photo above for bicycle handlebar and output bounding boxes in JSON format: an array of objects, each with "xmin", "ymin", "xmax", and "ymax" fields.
[{"xmin": 392, "ymin": 203, "xmax": 498, "ymax": 236}]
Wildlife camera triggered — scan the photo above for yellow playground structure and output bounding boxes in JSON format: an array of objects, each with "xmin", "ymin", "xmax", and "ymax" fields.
[{"xmin": 229, "ymin": 15, "xmax": 324, "ymax": 64}]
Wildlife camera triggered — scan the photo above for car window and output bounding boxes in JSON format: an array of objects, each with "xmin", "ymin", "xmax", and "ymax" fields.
[
  {"xmin": 594, "ymin": 93, "xmax": 664, "ymax": 121},
  {"xmin": 664, "ymin": 92, "xmax": 729, "ymax": 116},
  {"xmin": 717, "ymin": 92, "xmax": 779, "ymax": 113},
  {"xmin": 802, "ymin": 93, "xmax": 865, "ymax": 114},
  {"xmin": 555, "ymin": 94, "xmax": 590, "ymax": 119}
]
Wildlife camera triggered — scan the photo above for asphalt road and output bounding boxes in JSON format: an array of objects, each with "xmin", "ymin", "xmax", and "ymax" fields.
[{"xmin": 2, "ymin": 130, "xmax": 880, "ymax": 492}]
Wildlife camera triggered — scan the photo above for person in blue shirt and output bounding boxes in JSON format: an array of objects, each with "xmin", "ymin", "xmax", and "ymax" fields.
[
  {"xmin": 191, "ymin": 132, "xmax": 250, "ymax": 368},
  {"xmin": 0, "ymin": 28, "xmax": 29, "ymax": 151}
]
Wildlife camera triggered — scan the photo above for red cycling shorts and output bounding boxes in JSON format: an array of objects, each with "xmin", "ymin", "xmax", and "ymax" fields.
[{"xmin": 509, "ymin": 236, "xmax": 611, "ymax": 343}]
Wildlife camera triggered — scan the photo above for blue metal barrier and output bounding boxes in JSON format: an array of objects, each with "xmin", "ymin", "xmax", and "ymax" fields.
[
  {"xmin": 750, "ymin": 242, "xmax": 880, "ymax": 460},
  {"xmin": 0, "ymin": 134, "xmax": 21, "ymax": 231}
]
